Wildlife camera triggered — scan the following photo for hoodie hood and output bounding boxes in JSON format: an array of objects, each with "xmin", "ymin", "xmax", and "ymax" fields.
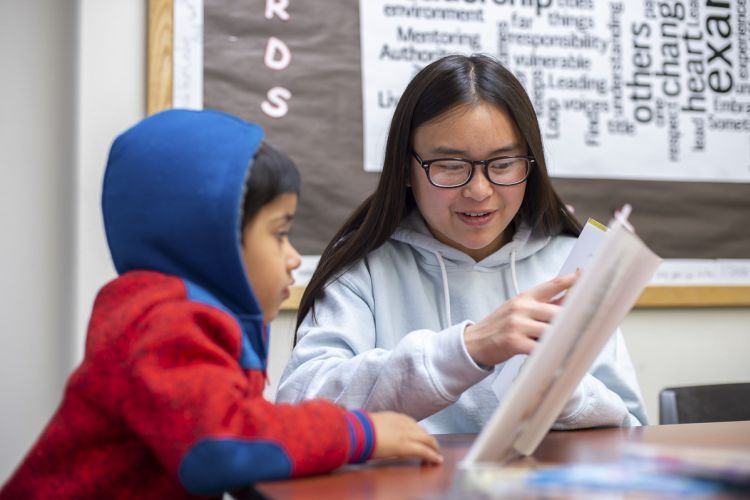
[
  {"xmin": 392, "ymin": 210, "xmax": 550, "ymax": 269},
  {"xmin": 102, "ymin": 109, "xmax": 264, "ymax": 319},
  {"xmin": 391, "ymin": 210, "xmax": 552, "ymax": 328}
]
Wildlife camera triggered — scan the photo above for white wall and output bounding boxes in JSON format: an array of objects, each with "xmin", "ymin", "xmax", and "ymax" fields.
[
  {"xmin": 0, "ymin": 0, "xmax": 748, "ymax": 486},
  {"xmin": 623, "ymin": 308, "xmax": 750, "ymax": 423},
  {"xmin": 0, "ymin": 0, "xmax": 145, "ymax": 484},
  {"xmin": 0, "ymin": 0, "xmax": 78, "ymax": 484},
  {"xmin": 74, "ymin": 0, "xmax": 146, "ymax": 357}
]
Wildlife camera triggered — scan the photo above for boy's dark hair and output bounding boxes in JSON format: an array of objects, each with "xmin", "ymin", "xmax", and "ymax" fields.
[{"xmin": 241, "ymin": 141, "xmax": 301, "ymax": 229}]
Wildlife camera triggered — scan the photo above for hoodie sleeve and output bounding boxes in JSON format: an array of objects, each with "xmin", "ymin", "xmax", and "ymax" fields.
[
  {"xmin": 276, "ymin": 275, "xmax": 492, "ymax": 421},
  {"xmin": 119, "ymin": 300, "xmax": 375, "ymax": 497},
  {"xmin": 553, "ymin": 328, "xmax": 649, "ymax": 429}
]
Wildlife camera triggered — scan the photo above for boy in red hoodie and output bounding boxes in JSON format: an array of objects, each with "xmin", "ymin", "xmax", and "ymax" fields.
[{"xmin": 1, "ymin": 109, "xmax": 441, "ymax": 499}]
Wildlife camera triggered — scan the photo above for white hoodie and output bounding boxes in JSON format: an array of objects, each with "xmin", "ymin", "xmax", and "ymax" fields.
[{"xmin": 277, "ymin": 211, "xmax": 648, "ymax": 433}]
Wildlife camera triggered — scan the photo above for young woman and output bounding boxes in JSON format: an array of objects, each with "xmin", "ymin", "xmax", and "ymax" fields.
[{"xmin": 277, "ymin": 54, "xmax": 647, "ymax": 433}]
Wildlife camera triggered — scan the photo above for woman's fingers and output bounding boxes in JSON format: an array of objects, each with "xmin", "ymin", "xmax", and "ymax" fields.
[
  {"xmin": 511, "ymin": 336, "xmax": 538, "ymax": 356},
  {"xmin": 527, "ymin": 302, "xmax": 560, "ymax": 323},
  {"xmin": 526, "ymin": 272, "xmax": 578, "ymax": 302},
  {"xmin": 513, "ymin": 316, "xmax": 548, "ymax": 339},
  {"xmin": 465, "ymin": 277, "xmax": 572, "ymax": 366}
]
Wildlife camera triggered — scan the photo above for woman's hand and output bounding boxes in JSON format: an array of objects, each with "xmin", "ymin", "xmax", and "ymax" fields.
[
  {"xmin": 369, "ymin": 411, "xmax": 443, "ymax": 464},
  {"xmin": 463, "ymin": 272, "xmax": 578, "ymax": 367}
]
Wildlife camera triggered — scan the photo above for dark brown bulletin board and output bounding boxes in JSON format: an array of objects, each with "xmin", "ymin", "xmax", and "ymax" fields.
[{"xmin": 147, "ymin": 0, "xmax": 750, "ymax": 308}]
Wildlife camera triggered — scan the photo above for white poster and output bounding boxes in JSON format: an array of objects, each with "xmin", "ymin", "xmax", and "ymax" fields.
[
  {"xmin": 360, "ymin": 0, "xmax": 750, "ymax": 182},
  {"xmin": 173, "ymin": 0, "xmax": 203, "ymax": 109}
]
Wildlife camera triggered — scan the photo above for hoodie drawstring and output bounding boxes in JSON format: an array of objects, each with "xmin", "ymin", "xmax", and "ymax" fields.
[
  {"xmin": 434, "ymin": 249, "xmax": 520, "ymax": 328},
  {"xmin": 433, "ymin": 251, "xmax": 452, "ymax": 329},
  {"xmin": 510, "ymin": 249, "xmax": 521, "ymax": 296}
]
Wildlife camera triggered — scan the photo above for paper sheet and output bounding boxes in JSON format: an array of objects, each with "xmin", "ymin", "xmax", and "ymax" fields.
[
  {"xmin": 464, "ymin": 213, "xmax": 661, "ymax": 465},
  {"xmin": 493, "ymin": 217, "xmax": 608, "ymax": 403}
]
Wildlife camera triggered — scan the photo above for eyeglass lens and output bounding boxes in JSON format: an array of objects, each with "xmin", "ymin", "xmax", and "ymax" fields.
[{"xmin": 429, "ymin": 158, "xmax": 529, "ymax": 187}]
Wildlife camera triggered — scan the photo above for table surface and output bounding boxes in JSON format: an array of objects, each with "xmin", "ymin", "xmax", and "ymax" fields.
[{"xmin": 256, "ymin": 421, "xmax": 750, "ymax": 499}]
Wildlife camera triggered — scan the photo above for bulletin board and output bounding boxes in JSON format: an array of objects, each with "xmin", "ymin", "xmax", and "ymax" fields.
[{"xmin": 147, "ymin": 0, "xmax": 750, "ymax": 307}]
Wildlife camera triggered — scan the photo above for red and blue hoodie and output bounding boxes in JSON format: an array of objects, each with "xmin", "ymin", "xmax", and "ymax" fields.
[{"xmin": 0, "ymin": 110, "xmax": 374, "ymax": 499}]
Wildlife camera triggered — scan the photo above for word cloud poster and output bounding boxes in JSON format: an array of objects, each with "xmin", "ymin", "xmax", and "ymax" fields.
[
  {"xmin": 360, "ymin": 0, "xmax": 750, "ymax": 182},
  {"xmin": 203, "ymin": 0, "xmax": 750, "ymax": 258}
]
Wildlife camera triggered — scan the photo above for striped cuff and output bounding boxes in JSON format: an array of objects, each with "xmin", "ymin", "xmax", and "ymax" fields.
[{"xmin": 344, "ymin": 409, "xmax": 375, "ymax": 464}]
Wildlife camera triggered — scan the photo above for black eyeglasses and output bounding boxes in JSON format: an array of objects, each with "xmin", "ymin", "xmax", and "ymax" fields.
[{"xmin": 412, "ymin": 151, "xmax": 533, "ymax": 188}]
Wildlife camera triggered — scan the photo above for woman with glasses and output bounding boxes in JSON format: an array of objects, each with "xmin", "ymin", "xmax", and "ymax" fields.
[{"xmin": 277, "ymin": 54, "xmax": 647, "ymax": 433}]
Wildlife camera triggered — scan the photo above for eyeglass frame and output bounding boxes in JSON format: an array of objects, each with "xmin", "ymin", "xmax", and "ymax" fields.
[{"xmin": 411, "ymin": 150, "xmax": 534, "ymax": 188}]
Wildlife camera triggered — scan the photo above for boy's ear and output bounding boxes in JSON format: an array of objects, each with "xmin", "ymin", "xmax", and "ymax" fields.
[{"xmin": 239, "ymin": 223, "xmax": 250, "ymax": 248}]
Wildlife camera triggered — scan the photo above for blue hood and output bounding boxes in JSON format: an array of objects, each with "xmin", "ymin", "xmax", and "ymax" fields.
[{"xmin": 102, "ymin": 109, "xmax": 264, "ymax": 319}]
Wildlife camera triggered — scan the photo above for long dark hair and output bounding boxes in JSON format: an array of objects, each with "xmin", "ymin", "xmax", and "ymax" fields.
[{"xmin": 297, "ymin": 54, "xmax": 580, "ymax": 328}]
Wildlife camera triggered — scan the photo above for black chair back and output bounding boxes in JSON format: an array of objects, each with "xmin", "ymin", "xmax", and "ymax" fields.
[{"xmin": 659, "ymin": 383, "xmax": 750, "ymax": 425}]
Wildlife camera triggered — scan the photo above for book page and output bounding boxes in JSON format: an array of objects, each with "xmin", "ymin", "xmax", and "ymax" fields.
[
  {"xmin": 492, "ymin": 217, "xmax": 608, "ymax": 404},
  {"xmin": 463, "ymin": 218, "xmax": 661, "ymax": 465}
]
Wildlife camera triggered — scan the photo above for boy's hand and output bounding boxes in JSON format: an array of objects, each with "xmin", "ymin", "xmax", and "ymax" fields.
[{"xmin": 369, "ymin": 411, "xmax": 443, "ymax": 465}]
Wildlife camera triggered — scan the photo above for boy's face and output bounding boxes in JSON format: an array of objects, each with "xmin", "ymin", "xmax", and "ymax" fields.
[{"xmin": 242, "ymin": 193, "xmax": 301, "ymax": 323}]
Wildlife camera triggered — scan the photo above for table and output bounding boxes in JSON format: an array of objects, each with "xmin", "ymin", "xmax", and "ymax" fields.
[{"xmin": 256, "ymin": 421, "xmax": 750, "ymax": 498}]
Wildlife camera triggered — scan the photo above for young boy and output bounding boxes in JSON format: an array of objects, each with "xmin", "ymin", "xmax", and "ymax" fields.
[{"xmin": 1, "ymin": 109, "xmax": 441, "ymax": 498}]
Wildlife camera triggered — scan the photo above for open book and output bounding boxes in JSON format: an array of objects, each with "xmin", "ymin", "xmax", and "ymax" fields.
[{"xmin": 462, "ymin": 208, "xmax": 661, "ymax": 465}]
